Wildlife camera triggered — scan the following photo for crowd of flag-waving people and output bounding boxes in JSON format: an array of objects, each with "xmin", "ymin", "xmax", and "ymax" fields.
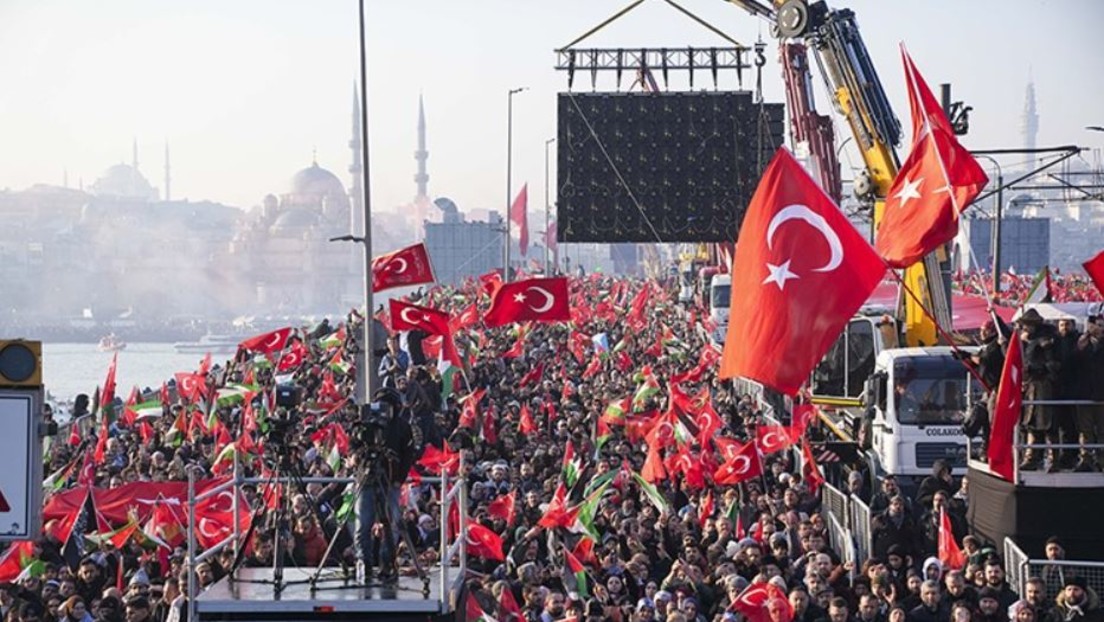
[{"xmin": 0, "ymin": 270, "xmax": 1098, "ymax": 622}]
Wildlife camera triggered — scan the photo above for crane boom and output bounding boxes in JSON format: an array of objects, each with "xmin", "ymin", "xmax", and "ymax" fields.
[{"xmin": 726, "ymin": 0, "xmax": 952, "ymax": 346}]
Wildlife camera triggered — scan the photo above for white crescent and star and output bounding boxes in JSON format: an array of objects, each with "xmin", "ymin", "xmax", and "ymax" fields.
[
  {"xmin": 761, "ymin": 431, "xmax": 785, "ymax": 450},
  {"xmin": 729, "ymin": 455, "xmax": 752, "ymax": 475},
  {"xmin": 399, "ymin": 307, "xmax": 429, "ymax": 326},
  {"xmin": 264, "ymin": 331, "xmax": 284, "ymax": 349},
  {"xmin": 763, "ymin": 204, "xmax": 845, "ymax": 291},
  {"xmin": 525, "ymin": 286, "xmax": 556, "ymax": 313},
  {"xmin": 894, "ymin": 176, "xmax": 924, "ymax": 207},
  {"xmin": 390, "ymin": 257, "xmax": 409, "ymax": 274}
]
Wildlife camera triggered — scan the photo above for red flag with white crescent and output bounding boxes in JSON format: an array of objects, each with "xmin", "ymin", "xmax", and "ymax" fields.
[
  {"xmin": 714, "ymin": 441, "xmax": 763, "ymax": 485},
  {"xmin": 238, "ymin": 327, "xmax": 292, "ymax": 355},
  {"xmin": 371, "ymin": 242, "xmax": 436, "ymax": 292},
  {"xmin": 719, "ymin": 148, "xmax": 886, "ymax": 395},
  {"xmin": 484, "ymin": 277, "xmax": 570, "ymax": 327}
]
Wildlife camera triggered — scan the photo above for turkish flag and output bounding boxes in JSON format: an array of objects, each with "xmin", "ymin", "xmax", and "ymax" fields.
[
  {"xmin": 487, "ymin": 490, "xmax": 517, "ymax": 526},
  {"xmin": 101, "ymin": 353, "xmax": 118, "ymax": 415},
  {"xmin": 729, "ymin": 582, "xmax": 792, "ymax": 622},
  {"xmin": 371, "ymin": 242, "xmax": 436, "ymax": 292},
  {"xmin": 713, "ymin": 441, "xmax": 762, "ymax": 485},
  {"xmin": 194, "ymin": 485, "xmax": 251, "ymax": 550},
  {"xmin": 479, "ymin": 270, "xmax": 504, "ymax": 297},
  {"xmin": 875, "ymin": 48, "xmax": 988, "ymax": 268},
  {"xmin": 174, "ymin": 372, "xmax": 207, "ymax": 402},
  {"xmin": 987, "ymin": 335, "xmax": 1022, "ymax": 481},
  {"xmin": 801, "ymin": 440, "xmax": 826, "ymax": 495},
  {"xmin": 388, "ymin": 299, "xmax": 461, "ymax": 366},
  {"xmin": 755, "ymin": 425, "xmax": 794, "ymax": 455},
  {"xmin": 484, "ymin": 277, "xmax": 570, "ymax": 327},
  {"xmin": 1082, "ymin": 250, "xmax": 1104, "ymax": 295},
  {"xmin": 938, "ymin": 508, "xmax": 967, "ymax": 570},
  {"xmin": 277, "ymin": 340, "xmax": 308, "ymax": 372},
  {"xmin": 239, "ymin": 327, "xmax": 292, "ymax": 354},
  {"xmin": 719, "ymin": 148, "xmax": 886, "ymax": 395},
  {"xmin": 511, "ymin": 184, "xmax": 529, "ymax": 256},
  {"xmin": 518, "ymin": 403, "xmax": 537, "ymax": 435}
]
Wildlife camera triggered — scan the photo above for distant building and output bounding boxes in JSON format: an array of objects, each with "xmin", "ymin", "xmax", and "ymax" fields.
[{"xmin": 964, "ymin": 216, "xmax": 1050, "ymax": 275}]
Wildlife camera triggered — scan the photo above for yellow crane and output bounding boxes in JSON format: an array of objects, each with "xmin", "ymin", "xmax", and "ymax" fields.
[{"xmin": 726, "ymin": 0, "xmax": 952, "ymax": 348}]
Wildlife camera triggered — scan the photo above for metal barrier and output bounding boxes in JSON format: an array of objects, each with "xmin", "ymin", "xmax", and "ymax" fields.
[
  {"xmin": 850, "ymin": 497, "xmax": 872, "ymax": 563},
  {"xmin": 186, "ymin": 462, "xmax": 468, "ymax": 622},
  {"xmin": 821, "ymin": 483, "xmax": 850, "ymax": 530},
  {"xmin": 1005, "ymin": 537, "xmax": 1104, "ymax": 600},
  {"xmin": 1004, "ymin": 538, "xmax": 1030, "ymax": 599},
  {"xmin": 1024, "ymin": 560, "xmax": 1104, "ymax": 600}
]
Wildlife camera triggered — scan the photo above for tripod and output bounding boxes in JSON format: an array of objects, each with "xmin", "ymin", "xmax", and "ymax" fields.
[{"xmin": 305, "ymin": 454, "xmax": 430, "ymax": 597}]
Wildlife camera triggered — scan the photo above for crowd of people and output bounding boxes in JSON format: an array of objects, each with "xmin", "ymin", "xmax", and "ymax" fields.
[
  {"xmin": 952, "ymin": 270, "xmax": 1102, "ymax": 307},
  {"xmin": 1, "ymin": 274, "xmax": 1101, "ymax": 622}
]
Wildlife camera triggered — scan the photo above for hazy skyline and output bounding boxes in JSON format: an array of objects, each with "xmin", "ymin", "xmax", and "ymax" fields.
[{"xmin": 1, "ymin": 0, "xmax": 1101, "ymax": 217}]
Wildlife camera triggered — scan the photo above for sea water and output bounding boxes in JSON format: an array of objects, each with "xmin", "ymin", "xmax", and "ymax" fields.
[{"xmin": 42, "ymin": 343, "xmax": 222, "ymax": 406}]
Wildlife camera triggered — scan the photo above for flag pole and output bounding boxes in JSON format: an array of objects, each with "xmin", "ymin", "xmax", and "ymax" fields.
[{"xmin": 887, "ymin": 269, "xmax": 992, "ymax": 392}]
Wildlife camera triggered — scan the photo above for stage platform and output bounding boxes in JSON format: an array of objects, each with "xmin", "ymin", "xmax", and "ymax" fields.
[
  {"xmin": 194, "ymin": 567, "xmax": 451, "ymax": 622},
  {"xmin": 967, "ymin": 461, "xmax": 1104, "ymax": 560}
]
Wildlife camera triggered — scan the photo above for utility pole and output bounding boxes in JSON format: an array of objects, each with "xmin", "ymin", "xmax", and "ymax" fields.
[
  {"xmin": 504, "ymin": 87, "xmax": 526, "ymax": 282},
  {"xmin": 975, "ymin": 154, "xmax": 1004, "ymax": 297},
  {"xmin": 358, "ymin": 0, "xmax": 375, "ymax": 403},
  {"xmin": 544, "ymin": 137, "xmax": 555, "ymax": 275}
]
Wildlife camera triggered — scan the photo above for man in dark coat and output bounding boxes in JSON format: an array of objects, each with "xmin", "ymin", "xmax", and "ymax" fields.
[{"xmin": 1017, "ymin": 309, "xmax": 1061, "ymax": 470}]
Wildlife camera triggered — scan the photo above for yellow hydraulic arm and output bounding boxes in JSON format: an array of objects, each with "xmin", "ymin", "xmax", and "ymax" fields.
[{"xmin": 726, "ymin": 0, "xmax": 952, "ymax": 346}]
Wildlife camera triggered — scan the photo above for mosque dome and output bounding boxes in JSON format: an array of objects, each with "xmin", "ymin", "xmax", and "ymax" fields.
[
  {"xmin": 90, "ymin": 164, "xmax": 158, "ymax": 200},
  {"xmin": 288, "ymin": 161, "xmax": 347, "ymax": 199},
  {"xmin": 270, "ymin": 207, "xmax": 321, "ymax": 235}
]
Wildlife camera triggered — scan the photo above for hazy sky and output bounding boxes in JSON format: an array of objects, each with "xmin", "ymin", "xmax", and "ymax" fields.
[{"xmin": 1, "ymin": 0, "xmax": 1101, "ymax": 216}]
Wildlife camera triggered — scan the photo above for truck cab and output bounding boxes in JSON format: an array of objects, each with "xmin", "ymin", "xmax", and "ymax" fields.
[
  {"xmin": 709, "ymin": 274, "xmax": 731, "ymax": 344},
  {"xmin": 860, "ymin": 347, "xmax": 982, "ymax": 483}
]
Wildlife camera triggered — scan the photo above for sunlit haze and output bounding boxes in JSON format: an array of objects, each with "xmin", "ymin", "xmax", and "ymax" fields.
[{"xmin": 1, "ymin": 0, "xmax": 1102, "ymax": 214}]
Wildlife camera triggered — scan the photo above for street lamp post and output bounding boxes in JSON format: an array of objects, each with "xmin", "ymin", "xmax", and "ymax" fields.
[
  {"xmin": 357, "ymin": 0, "xmax": 375, "ymax": 404},
  {"xmin": 504, "ymin": 87, "xmax": 527, "ymax": 282},
  {"xmin": 976, "ymin": 154, "xmax": 1004, "ymax": 298},
  {"xmin": 544, "ymin": 137, "xmax": 556, "ymax": 275}
]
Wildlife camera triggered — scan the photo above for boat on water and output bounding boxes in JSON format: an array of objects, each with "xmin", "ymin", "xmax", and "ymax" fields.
[
  {"xmin": 97, "ymin": 334, "xmax": 127, "ymax": 352},
  {"xmin": 173, "ymin": 334, "xmax": 241, "ymax": 354}
]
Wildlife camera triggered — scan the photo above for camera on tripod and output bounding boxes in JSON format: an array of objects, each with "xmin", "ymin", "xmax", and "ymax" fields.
[{"xmin": 351, "ymin": 388, "xmax": 404, "ymax": 476}]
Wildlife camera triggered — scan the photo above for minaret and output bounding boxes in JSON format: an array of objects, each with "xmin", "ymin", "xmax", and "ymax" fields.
[
  {"xmin": 1023, "ymin": 75, "xmax": 1039, "ymax": 173},
  {"xmin": 132, "ymin": 137, "xmax": 139, "ymax": 171},
  {"xmin": 349, "ymin": 82, "xmax": 364, "ymax": 238},
  {"xmin": 414, "ymin": 94, "xmax": 429, "ymax": 199},
  {"xmin": 164, "ymin": 141, "xmax": 171, "ymax": 202}
]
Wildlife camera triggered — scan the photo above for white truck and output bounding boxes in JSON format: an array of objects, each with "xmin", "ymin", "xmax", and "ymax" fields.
[
  {"xmin": 831, "ymin": 345, "xmax": 981, "ymax": 483},
  {"xmin": 708, "ymin": 274, "xmax": 731, "ymax": 344}
]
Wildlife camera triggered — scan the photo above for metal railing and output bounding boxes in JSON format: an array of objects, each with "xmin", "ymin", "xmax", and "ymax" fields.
[
  {"xmin": 850, "ymin": 497, "xmax": 873, "ymax": 563},
  {"xmin": 1006, "ymin": 538, "xmax": 1104, "ymax": 600},
  {"xmin": 819, "ymin": 482, "xmax": 867, "ymax": 582},
  {"xmin": 185, "ymin": 461, "xmax": 468, "ymax": 622}
]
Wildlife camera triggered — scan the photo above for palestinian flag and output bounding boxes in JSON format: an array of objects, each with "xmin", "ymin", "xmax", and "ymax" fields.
[
  {"xmin": 0, "ymin": 541, "xmax": 39, "ymax": 582},
  {"xmin": 601, "ymin": 397, "xmax": 630, "ymax": 424},
  {"xmin": 1024, "ymin": 265, "xmax": 1052, "ymax": 304},
  {"xmin": 125, "ymin": 400, "xmax": 164, "ymax": 422},
  {"xmin": 632, "ymin": 367, "xmax": 660, "ymax": 411},
  {"xmin": 466, "ymin": 593, "xmax": 498, "ymax": 622},
  {"xmin": 564, "ymin": 546, "xmax": 590, "ymax": 598},
  {"xmin": 319, "ymin": 325, "xmax": 346, "ymax": 350},
  {"xmin": 166, "ymin": 408, "xmax": 188, "ymax": 447},
  {"xmin": 85, "ymin": 520, "xmax": 140, "ymax": 550},
  {"xmin": 570, "ymin": 479, "xmax": 610, "ymax": 541},
  {"xmin": 326, "ymin": 443, "xmax": 341, "ymax": 474},
  {"xmin": 43, "ymin": 459, "xmax": 79, "ymax": 492},
  {"xmin": 211, "ymin": 442, "xmax": 237, "ymax": 476},
  {"xmin": 595, "ymin": 418, "xmax": 612, "ymax": 454},
  {"xmin": 329, "ymin": 351, "xmax": 352, "ymax": 375},
  {"xmin": 632, "ymin": 472, "xmax": 670, "ymax": 514},
  {"xmin": 335, "ymin": 483, "xmax": 356, "ymax": 523},
  {"xmin": 438, "ymin": 355, "xmax": 459, "ymax": 401},
  {"xmin": 216, "ymin": 384, "xmax": 258, "ymax": 408},
  {"xmin": 562, "ymin": 441, "xmax": 582, "ymax": 488}
]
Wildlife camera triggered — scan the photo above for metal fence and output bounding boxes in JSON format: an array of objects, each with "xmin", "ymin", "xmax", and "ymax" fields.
[
  {"xmin": 1006, "ymin": 538, "xmax": 1104, "ymax": 601},
  {"xmin": 850, "ymin": 497, "xmax": 873, "ymax": 563},
  {"xmin": 819, "ymin": 482, "xmax": 867, "ymax": 581}
]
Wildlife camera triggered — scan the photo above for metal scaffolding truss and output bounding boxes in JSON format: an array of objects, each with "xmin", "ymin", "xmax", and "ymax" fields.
[{"xmin": 554, "ymin": 47, "xmax": 760, "ymax": 90}]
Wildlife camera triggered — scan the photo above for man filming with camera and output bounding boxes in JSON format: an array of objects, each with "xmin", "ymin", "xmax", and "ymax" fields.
[{"xmin": 353, "ymin": 387, "xmax": 418, "ymax": 583}]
